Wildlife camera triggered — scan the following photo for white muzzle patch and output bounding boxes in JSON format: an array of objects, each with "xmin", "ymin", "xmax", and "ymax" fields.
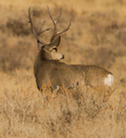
[{"xmin": 104, "ymin": 74, "xmax": 114, "ymax": 86}]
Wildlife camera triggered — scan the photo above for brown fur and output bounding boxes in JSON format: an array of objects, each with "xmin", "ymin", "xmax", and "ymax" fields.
[{"xmin": 34, "ymin": 47, "xmax": 113, "ymax": 91}]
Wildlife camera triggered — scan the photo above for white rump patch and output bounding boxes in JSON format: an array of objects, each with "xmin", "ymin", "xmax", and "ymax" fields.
[
  {"xmin": 56, "ymin": 85, "xmax": 60, "ymax": 90},
  {"xmin": 104, "ymin": 74, "xmax": 114, "ymax": 86}
]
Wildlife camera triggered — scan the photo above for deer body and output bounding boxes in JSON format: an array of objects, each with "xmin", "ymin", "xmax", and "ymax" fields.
[
  {"xmin": 34, "ymin": 49, "xmax": 84, "ymax": 90},
  {"xmin": 34, "ymin": 48, "xmax": 114, "ymax": 90},
  {"xmin": 28, "ymin": 7, "xmax": 114, "ymax": 92}
]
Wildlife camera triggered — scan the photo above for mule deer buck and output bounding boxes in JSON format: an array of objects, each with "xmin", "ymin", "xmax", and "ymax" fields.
[{"xmin": 28, "ymin": 7, "xmax": 115, "ymax": 95}]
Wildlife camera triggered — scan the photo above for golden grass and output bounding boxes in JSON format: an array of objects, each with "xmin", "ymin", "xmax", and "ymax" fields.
[
  {"xmin": 0, "ymin": 69, "xmax": 125, "ymax": 138},
  {"xmin": 0, "ymin": 0, "xmax": 126, "ymax": 137}
]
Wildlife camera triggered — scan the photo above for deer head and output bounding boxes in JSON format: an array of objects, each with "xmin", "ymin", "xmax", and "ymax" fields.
[{"xmin": 28, "ymin": 7, "xmax": 71, "ymax": 60}]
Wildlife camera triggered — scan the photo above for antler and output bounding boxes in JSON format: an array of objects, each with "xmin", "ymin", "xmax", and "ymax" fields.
[
  {"xmin": 28, "ymin": 7, "xmax": 71, "ymax": 49},
  {"xmin": 47, "ymin": 7, "xmax": 71, "ymax": 47},
  {"xmin": 28, "ymin": 7, "xmax": 50, "ymax": 49}
]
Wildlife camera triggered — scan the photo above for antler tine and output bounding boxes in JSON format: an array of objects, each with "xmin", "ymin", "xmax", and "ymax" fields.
[
  {"xmin": 47, "ymin": 7, "xmax": 57, "ymax": 35},
  {"xmin": 55, "ymin": 8, "xmax": 62, "ymax": 23},
  {"xmin": 47, "ymin": 7, "xmax": 71, "ymax": 43},
  {"xmin": 49, "ymin": 19, "xmax": 71, "ymax": 44},
  {"xmin": 28, "ymin": 7, "xmax": 49, "ymax": 48},
  {"xmin": 47, "ymin": 7, "xmax": 61, "ymax": 42},
  {"xmin": 54, "ymin": 20, "xmax": 71, "ymax": 39},
  {"xmin": 37, "ymin": 20, "xmax": 50, "ymax": 36},
  {"xmin": 37, "ymin": 20, "xmax": 46, "ymax": 35},
  {"xmin": 28, "ymin": 7, "xmax": 39, "ymax": 40}
]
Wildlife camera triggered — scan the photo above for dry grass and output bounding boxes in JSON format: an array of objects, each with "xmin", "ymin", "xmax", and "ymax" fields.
[
  {"xmin": 0, "ymin": 0, "xmax": 126, "ymax": 137},
  {"xmin": 0, "ymin": 70, "xmax": 125, "ymax": 138}
]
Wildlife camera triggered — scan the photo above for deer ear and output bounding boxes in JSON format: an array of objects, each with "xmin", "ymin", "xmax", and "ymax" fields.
[{"xmin": 50, "ymin": 36, "xmax": 61, "ymax": 47}]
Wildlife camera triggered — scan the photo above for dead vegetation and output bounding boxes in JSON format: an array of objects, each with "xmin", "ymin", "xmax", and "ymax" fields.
[
  {"xmin": 0, "ymin": 73, "xmax": 124, "ymax": 138},
  {"xmin": 0, "ymin": 0, "xmax": 126, "ymax": 137}
]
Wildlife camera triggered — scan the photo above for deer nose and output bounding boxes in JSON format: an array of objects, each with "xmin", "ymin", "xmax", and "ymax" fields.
[{"xmin": 61, "ymin": 55, "xmax": 65, "ymax": 59}]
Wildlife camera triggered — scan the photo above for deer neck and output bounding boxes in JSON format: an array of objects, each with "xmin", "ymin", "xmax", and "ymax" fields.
[{"xmin": 39, "ymin": 48, "xmax": 52, "ymax": 61}]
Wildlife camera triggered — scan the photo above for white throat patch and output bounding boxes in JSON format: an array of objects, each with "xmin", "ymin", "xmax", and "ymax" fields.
[{"xmin": 104, "ymin": 74, "xmax": 114, "ymax": 86}]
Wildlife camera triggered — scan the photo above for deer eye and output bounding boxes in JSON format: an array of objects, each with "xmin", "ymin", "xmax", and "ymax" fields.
[{"xmin": 53, "ymin": 48, "xmax": 57, "ymax": 52}]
